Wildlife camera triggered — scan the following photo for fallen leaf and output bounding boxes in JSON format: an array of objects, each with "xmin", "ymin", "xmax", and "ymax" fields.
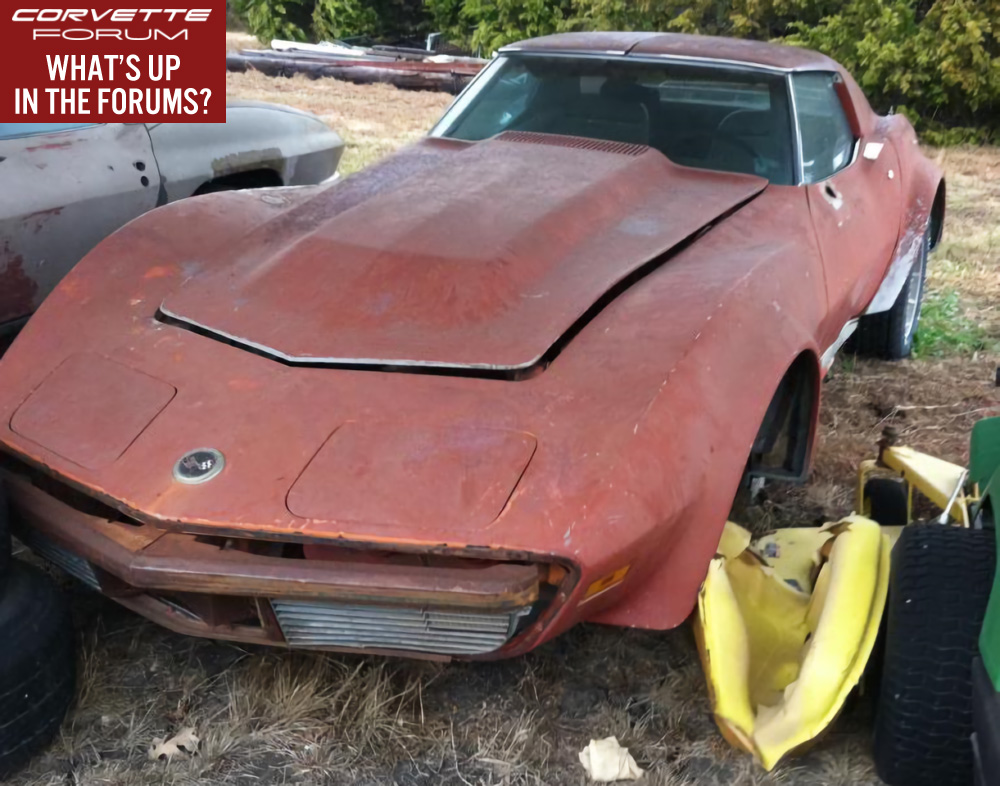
[
  {"xmin": 578, "ymin": 736, "xmax": 644, "ymax": 781},
  {"xmin": 148, "ymin": 728, "xmax": 200, "ymax": 761}
]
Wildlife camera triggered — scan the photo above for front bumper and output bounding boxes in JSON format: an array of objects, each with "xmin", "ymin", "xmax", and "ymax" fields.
[{"xmin": 2, "ymin": 468, "xmax": 555, "ymax": 659}]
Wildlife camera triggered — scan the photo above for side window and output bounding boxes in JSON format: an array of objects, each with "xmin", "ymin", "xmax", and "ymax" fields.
[{"xmin": 791, "ymin": 73, "xmax": 855, "ymax": 183}]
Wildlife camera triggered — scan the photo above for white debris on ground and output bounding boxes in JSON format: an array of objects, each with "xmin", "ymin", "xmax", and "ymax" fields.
[
  {"xmin": 148, "ymin": 727, "xmax": 200, "ymax": 761},
  {"xmin": 578, "ymin": 736, "xmax": 644, "ymax": 781}
]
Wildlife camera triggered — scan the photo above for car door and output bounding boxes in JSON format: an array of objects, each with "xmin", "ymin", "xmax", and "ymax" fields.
[
  {"xmin": 0, "ymin": 123, "xmax": 160, "ymax": 327},
  {"xmin": 794, "ymin": 73, "xmax": 902, "ymax": 344}
]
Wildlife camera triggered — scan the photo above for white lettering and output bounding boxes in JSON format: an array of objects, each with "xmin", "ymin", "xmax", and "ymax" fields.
[
  {"xmin": 126, "ymin": 54, "xmax": 141, "ymax": 81},
  {"xmin": 13, "ymin": 8, "xmax": 213, "ymax": 22},
  {"xmin": 45, "ymin": 54, "xmax": 68, "ymax": 79}
]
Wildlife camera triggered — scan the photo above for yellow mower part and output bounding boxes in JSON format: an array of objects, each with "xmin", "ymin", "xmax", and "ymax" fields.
[
  {"xmin": 881, "ymin": 446, "xmax": 969, "ymax": 524},
  {"xmin": 696, "ymin": 517, "xmax": 890, "ymax": 770}
]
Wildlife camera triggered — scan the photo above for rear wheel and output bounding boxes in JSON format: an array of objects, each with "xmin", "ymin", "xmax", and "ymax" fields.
[
  {"xmin": 854, "ymin": 230, "xmax": 928, "ymax": 360},
  {"xmin": 874, "ymin": 524, "xmax": 995, "ymax": 786}
]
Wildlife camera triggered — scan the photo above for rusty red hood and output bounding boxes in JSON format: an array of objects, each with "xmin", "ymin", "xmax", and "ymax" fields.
[{"xmin": 160, "ymin": 133, "xmax": 765, "ymax": 371}]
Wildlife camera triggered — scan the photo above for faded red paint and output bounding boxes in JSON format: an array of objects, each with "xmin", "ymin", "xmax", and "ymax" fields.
[
  {"xmin": 163, "ymin": 134, "xmax": 764, "ymax": 369},
  {"xmin": 0, "ymin": 33, "xmax": 944, "ymax": 660}
]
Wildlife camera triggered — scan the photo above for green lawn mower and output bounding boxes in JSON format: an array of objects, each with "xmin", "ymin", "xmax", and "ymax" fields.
[{"xmin": 862, "ymin": 415, "xmax": 1000, "ymax": 786}]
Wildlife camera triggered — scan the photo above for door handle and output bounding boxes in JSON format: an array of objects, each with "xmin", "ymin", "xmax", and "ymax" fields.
[{"xmin": 822, "ymin": 182, "xmax": 844, "ymax": 210}]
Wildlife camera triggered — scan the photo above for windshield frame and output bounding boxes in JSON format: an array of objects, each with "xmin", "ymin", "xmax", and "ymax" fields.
[{"xmin": 430, "ymin": 52, "xmax": 806, "ymax": 186}]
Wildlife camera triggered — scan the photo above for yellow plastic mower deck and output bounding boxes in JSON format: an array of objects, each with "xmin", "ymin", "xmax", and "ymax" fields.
[{"xmin": 696, "ymin": 516, "xmax": 890, "ymax": 770}]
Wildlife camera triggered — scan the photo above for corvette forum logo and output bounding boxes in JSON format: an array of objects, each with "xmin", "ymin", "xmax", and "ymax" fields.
[{"xmin": 1, "ymin": 2, "xmax": 225, "ymax": 122}]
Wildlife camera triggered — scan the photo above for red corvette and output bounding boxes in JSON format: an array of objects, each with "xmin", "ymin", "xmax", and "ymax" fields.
[{"xmin": 0, "ymin": 33, "xmax": 943, "ymax": 659}]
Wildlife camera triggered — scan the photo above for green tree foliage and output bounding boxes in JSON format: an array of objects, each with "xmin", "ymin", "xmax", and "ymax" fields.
[
  {"xmin": 426, "ymin": 0, "xmax": 575, "ymax": 53},
  {"xmin": 231, "ymin": 0, "xmax": 314, "ymax": 42},
  {"xmin": 231, "ymin": 0, "xmax": 1000, "ymax": 139},
  {"xmin": 233, "ymin": 0, "xmax": 428, "ymax": 43},
  {"xmin": 784, "ymin": 0, "xmax": 1000, "ymax": 137}
]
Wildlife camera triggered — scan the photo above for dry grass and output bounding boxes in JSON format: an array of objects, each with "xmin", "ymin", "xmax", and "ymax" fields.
[
  {"xmin": 227, "ymin": 71, "xmax": 452, "ymax": 175},
  {"xmin": 6, "ymin": 74, "xmax": 1000, "ymax": 786},
  {"xmin": 226, "ymin": 31, "xmax": 265, "ymax": 52}
]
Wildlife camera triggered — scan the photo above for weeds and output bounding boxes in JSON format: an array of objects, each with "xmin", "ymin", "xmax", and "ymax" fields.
[{"xmin": 913, "ymin": 288, "xmax": 995, "ymax": 357}]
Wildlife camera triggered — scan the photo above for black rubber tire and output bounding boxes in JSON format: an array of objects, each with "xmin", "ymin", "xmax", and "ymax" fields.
[
  {"xmin": 863, "ymin": 477, "xmax": 910, "ymax": 527},
  {"xmin": 0, "ymin": 561, "xmax": 76, "ymax": 779},
  {"xmin": 853, "ymin": 230, "xmax": 928, "ymax": 360},
  {"xmin": 874, "ymin": 524, "xmax": 996, "ymax": 786},
  {"xmin": 0, "ymin": 482, "xmax": 10, "ymax": 590}
]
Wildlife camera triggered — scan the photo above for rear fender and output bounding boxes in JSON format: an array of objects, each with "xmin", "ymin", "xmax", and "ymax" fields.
[{"xmin": 866, "ymin": 117, "xmax": 944, "ymax": 315}]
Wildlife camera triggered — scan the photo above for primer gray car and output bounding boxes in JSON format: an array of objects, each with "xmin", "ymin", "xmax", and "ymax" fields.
[{"xmin": 0, "ymin": 102, "xmax": 344, "ymax": 330}]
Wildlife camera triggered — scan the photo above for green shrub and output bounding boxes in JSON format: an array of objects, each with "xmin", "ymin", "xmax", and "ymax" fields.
[
  {"xmin": 426, "ymin": 0, "xmax": 574, "ymax": 52},
  {"xmin": 233, "ymin": 0, "xmax": 429, "ymax": 44},
  {"xmin": 231, "ymin": 0, "xmax": 314, "ymax": 42},
  {"xmin": 784, "ymin": 0, "xmax": 1000, "ymax": 132},
  {"xmin": 312, "ymin": 0, "xmax": 379, "ymax": 41},
  {"xmin": 232, "ymin": 0, "xmax": 1000, "ymax": 138}
]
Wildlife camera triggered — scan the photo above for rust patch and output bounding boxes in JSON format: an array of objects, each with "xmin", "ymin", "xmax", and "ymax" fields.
[
  {"xmin": 0, "ymin": 245, "xmax": 39, "ymax": 323},
  {"xmin": 25, "ymin": 140, "xmax": 74, "ymax": 153},
  {"xmin": 25, "ymin": 207, "xmax": 63, "ymax": 234},
  {"xmin": 212, "ymin": 148, "xmax": 284, "ymax": 178}
]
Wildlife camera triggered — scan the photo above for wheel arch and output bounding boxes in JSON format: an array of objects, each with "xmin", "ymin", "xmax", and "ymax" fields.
[
  {"xmin": 929, "ymin": 178, "xmax": 946, "ymax": 251},
  {"xmin": 193, "ymin": 168, "xmax": 284, "ymax": 195},
  {"xmin": 746, "ymin": 348, "xmax": 821, "ymax": 484},
  {"xmin": 586, "ymin": 346, "xmax": 823, "ymax": 632}
]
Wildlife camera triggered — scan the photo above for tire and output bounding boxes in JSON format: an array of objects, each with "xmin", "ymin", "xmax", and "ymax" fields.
[
  {"xmin": 863, "ymin": 477, "xmax": 909, "ymax": 526},
  {"xmin": 0, "ymin": 482, "xmax": 10, "ymax": 590},
  {"xmin": 854, "ymin": 229, "xmax": 928, "ymax": 360},
  {"xmin": 874, "ymin": 524, "xmax": 996, "ymax": 786},
  {"xmin": 0, "ymin": 561, "xmax": 76, "ymax": 779}
]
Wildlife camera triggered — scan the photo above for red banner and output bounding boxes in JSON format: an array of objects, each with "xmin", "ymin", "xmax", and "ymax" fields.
[{"xmin": 1, "ymin": 2, "xmax": 225, "ymax": 123}]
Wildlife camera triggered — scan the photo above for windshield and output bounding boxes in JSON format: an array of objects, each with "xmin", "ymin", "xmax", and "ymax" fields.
[{"xmin": 431, "ymin": 55, "xmax": 796, "ymax": 185}]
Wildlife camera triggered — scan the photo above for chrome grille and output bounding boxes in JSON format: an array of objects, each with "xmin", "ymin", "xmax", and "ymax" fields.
[
  {"xmin": 19, "ymin": 530, "xmax": 101, "ymax": 591},
  {"xmin": 271, "ymin": 599, "xmax": 530, "ymax": 655}
]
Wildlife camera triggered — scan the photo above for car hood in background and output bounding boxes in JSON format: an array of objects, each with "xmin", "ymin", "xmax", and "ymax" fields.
[{"xmin": 161, "ymin": 133, "xmax": 766, "ymax": 371}]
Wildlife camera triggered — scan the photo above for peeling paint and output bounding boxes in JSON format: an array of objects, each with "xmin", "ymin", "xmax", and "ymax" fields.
[
  {"xmin": 0, "ymin": 246, "xmax": 40, "ymax": 324},
  {"xmin": 212, "ymin": 148, "xmax": 284, "ymax": 179}
]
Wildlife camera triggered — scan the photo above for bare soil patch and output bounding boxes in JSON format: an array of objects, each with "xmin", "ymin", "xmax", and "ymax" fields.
[{"xmin": 5, "ymin": 74, "xmax": 1000, "ymax": 786}]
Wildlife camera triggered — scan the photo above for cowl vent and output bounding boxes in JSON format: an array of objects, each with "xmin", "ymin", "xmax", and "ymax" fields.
[{"xmin": 495, "ymin": 130, "xmax": 648, "ymax": 157}]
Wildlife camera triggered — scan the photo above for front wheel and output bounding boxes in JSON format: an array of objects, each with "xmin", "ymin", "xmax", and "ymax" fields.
[
  {"xmin": 854, "ymin": 230, "xmax": 928, "ymax": 360},
  {"xmin": 0, "ymin": 561, "xmax": 76, "ymax": 778}
]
